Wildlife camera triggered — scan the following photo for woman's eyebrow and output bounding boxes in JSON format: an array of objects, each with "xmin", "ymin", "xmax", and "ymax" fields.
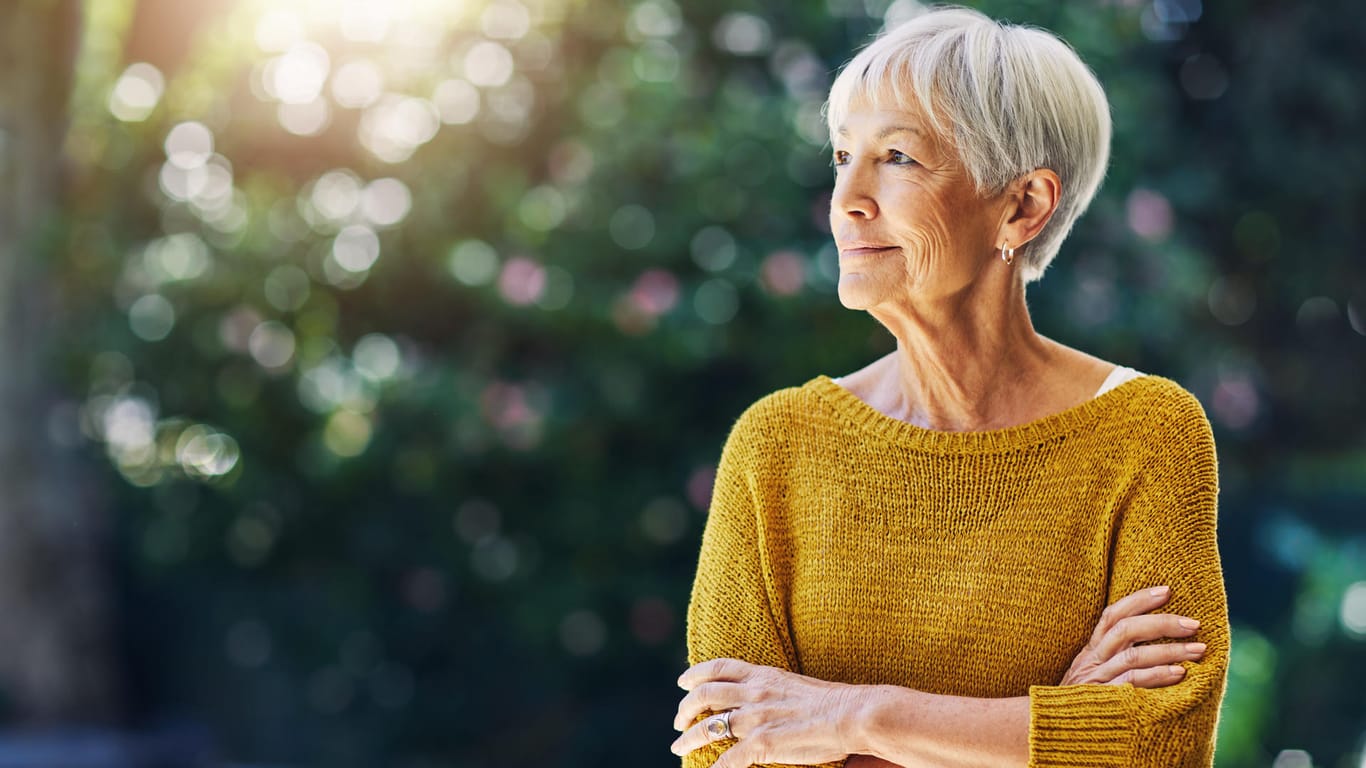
[
  {"xmin": 834, "ymin": 125, "xmax": 925, "ymax": 139},
  {"xmin": 876, "ymin": 125, "xmax": 924, "ymax": 139}
]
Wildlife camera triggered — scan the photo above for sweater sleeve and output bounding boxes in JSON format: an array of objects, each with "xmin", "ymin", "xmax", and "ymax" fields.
[
  {"xmin": 1027, "ymin": 390, "xmax": 1230, "ymax": 767},
  {"xmin": 683, "ymin": 409, "xmax": 845, "ymax": 768}
]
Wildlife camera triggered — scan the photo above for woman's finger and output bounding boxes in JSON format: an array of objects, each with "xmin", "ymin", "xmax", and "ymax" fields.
[
  {"xmin": 678, "ymin": 657, "xmax": 754, "ymax": 691},
  {"xmin": 1108, "ymin": 663, "xmax": 1189, "ymax": 689},
  {"xmin": 713, "ymin": 738, "xmax": 764, "ymax": 768},
  {"xmin": 669, "ymin": 707, "xmax": 751, "ymax": 756},
  {"xmin": 669, "ymin": 716, "xmax": 715, "ymax": 757},
  {"xmin": 1087, "ymin": 586, "xmax": 1172, "ymax": 648},
  {"xmin": 1092, "ymin": 613, "xmax": 1200, "ymax": 661},
  {"xmin": 1089, "ymin": 641, "xmax": 1206, "ymax": 685},
  {"xmin": 674, "ymin": 682, "xmax": 748, "ymax": 731}
]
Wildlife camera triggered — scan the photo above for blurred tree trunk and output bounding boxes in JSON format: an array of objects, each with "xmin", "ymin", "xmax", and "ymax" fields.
[{"xmin": 0, "ymin": 0, "xmax": 119, "ymax": 722}]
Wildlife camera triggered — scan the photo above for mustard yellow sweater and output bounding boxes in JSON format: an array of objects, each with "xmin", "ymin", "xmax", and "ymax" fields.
[{"xmin": 685, "ymin": 375, "xmax": 1228, "ymax": 768}]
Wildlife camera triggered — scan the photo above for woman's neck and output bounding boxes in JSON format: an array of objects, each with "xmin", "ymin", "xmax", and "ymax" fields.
[{"xmin": 853, "ymin": 284, "xmax": 1099, "ymax": 432}]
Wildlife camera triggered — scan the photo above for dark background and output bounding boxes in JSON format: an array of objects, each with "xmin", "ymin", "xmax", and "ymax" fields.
[{"xmin": 0, "ymin": 0, "xmax": 1362, "ymax": 766}]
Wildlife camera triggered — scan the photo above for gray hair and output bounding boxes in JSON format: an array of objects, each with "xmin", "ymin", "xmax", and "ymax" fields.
[{"xmin": 825, "ymin": 6, "xmax": 1111, "ymax": 282}]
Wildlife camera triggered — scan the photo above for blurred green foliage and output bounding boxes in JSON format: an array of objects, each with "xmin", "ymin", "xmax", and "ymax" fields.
[{"xmin": 35, "ymin": 0, "xmax": 1366, "ymax": 765}]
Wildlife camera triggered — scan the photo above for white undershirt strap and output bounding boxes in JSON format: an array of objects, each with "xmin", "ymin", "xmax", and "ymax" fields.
[
  {"xmin": 835, "ymin": 365, "xmax": 1146, "ymax": 400},
  {"xmin": 1094, "ymin": 365, "xmax": 1144, "ymax": 398}
]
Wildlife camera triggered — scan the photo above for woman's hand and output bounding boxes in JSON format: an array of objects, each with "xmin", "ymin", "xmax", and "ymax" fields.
[
  {"xmin": 1060, "ymin": 585, "xmax": 1206, "ymax": 687},
  {"xmin": 671, "ymin": 658, "xmax": 863, "ymax": 767}
]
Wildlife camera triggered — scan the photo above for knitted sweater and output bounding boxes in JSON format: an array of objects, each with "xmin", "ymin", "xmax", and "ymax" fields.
[{"xmin": 684, "ymin": 375, "xmax": 1228, "ymax": 768}]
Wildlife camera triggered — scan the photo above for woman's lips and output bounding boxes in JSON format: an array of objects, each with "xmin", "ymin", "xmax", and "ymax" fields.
[{"xmin": 839, "ymin": 246, "xmax": 899, "ymax": 258}]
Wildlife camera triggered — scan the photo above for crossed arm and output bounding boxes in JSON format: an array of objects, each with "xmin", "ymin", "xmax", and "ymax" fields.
[{"xmin": 671, "ymin": 586, "xmax": 1208, "ymax": 768}]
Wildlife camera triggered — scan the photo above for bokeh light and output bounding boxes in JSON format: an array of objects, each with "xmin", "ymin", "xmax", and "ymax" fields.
[
  {"xmin": 1208, "ymin": 276, "xmax": 1256, "ymax": 326},
  {"xmin": 264, "ymin": 266, "xmax": 312, "ymax": 312},
  {"xmin": 265, "ymin": 42, "xmax": 331, "ymax": 105},
  {"xmin": 629, "ymin": 270, "xmax": 679, "ymax": 317},
  {"xmin": 694, "ymin": 278, "xmax": 739, "ymax": 324},
  {"xmin": 225, "ymin": 620, "xmax": 273, "ymax": 667},
  {"xmin": 454, "ymin": 498, "xmax": 500, "ymax": 543},
  {"xmin": 536, "ymin": 266, "xmax": 574, "ymax": 310},
  {"xmin": 760, "ymin": 250, "xmax": 806, "ymax": 296},
  {"xmin": 323, "ymin": 409, "xmax": 373, "ymax": 457},
  {"xmin": 433, "ymin": 78, "xmax": 481, "ymax": 124},
  {"xmin": 353, "ymin": 334, "xmax": 402, "ymax": 381},
  {"xmin": 227, "ymin": 514, "xmax": 276, "ymax": 567},
  {"xmin": 1126, "ymin": 188, "xmax": 1174, "ymax": 242},
  {"xmin": 359, "ymin": 94, "xmax": 441, "ymax": 163},
  {"xmin": 640, "ymin": 497, "xmax": 687, "ymax": 545},
  {"xmin": 471, "ymin": 536, "xmax": 519, "ymax": 581},
  {"xmin": 630, "ymin": 597, "xmax": 676, "ymax": 645},
  {"xmin": 628, "ymin": 0, "xmax": 683, "ymax": 40},
  {"xmin": 331, "ymin": 59, "xmax": 385, "ymax": 109},
  {"xmin": 339, "ymin": 0, "xmax": 395, "ymax": 44},
  {"xmin": 691, "ymin": 226, "xmax": 738, "ymax": 272},
  {"xmin": 361, "ymin": 178, "xmax": 412, "ymax": 227},
  {"xmin": 559, "ymin": 610, "xmax": 607, "ymax": 656},
  {"xmin": 481, "ymin": 0, "xmax": 531, "ymax": 40},
  {"xmin": 164, "ymin": 122, "xmax": 214, "ymax": 168},
  {"xmin": 308, "ymin": 169, "xmax": 362, "ymax": 223},
  {"xmin": 712, "ymin": 12, "xmax": 772, "ymax": 55},
  {"xmin": 1340, "ymin": 581, "xmax": 1366, "ymax": 638},
  {"xmin": 608, "ymin": 205, "xmax": 655, "ymax": 250},
  {"xmin": 518, "ymin": 185, "xmax": 568, "ymax": 232},
  {"xmin": 108, "ymin": 62, "xmax": 164, "ymax": 122},
  {"xmin": 331, "ymin": 224, "xmax": 381, "ymax": 273},
  {"xmin": 1272, "ymin": 750, "xmax": 1313, "ymax": 768},
  {"xmin": 1180, "ymin": 53, "xmax": 1230, "ymax": 100},
  {"xmin": 497, "ymin": 256, "xmax": 546, "ymax": 306},
  {"xmin": 254, "ymin": 9, "xmax": 304, "ymax": 52},
  {"xmin": 175, "ymin": 424, "xmax": 241, "ymax": 478},
  {"xmin": 144, "ymin": 234, "xmax": 211, "ymax": 284},
  {"xmin": 128, "ymin": 295, "xmax": 175, "ymax": 341},
  {"xmin": 248, "ymin": 321, "xmax": 296, "ymax": 371},
  {"xmin": 277, "ymin": 98, "xmax": 331, "ymax": 136},
  {"xmin": 463, "ymin": 41, "xmax": 515, "ymax": 87}
]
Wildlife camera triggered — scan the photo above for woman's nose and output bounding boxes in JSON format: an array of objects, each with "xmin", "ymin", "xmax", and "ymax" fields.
[{"xmin": 830, "ymin": 168, "xmax": 877, "ymax": 220}]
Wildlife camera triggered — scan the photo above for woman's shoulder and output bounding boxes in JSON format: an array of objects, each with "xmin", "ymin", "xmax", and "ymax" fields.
[
  {"xmin": 1118, "ymin": 375, "xmax": 1211, "ymax": 428},
  {"xmin": 714, "ymin": 380, "xmax": 837, "ymax": 474},
  {"xmin": 728, "ymin": 378, "xmax": 832, "ymax": 436},
  {"xmin": 1108, "ymin": 376, "xmax": 1217, "ymax": 469}
]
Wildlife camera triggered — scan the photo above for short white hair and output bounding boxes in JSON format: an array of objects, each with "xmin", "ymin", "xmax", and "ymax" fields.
[{"xmin": 825, "ymin": 6, "xmax": 1112, "ymax": 282}]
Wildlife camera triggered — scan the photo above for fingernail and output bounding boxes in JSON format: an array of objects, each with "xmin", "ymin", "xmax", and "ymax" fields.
[
  {"xmin": 1168, "ymin": 665, "xmax": 1186, "ymax": 676},
  {"xmin": 1185, "ymin": 643, "xmax": 1206, "ymax": 654},
  {"xmin": 1179, "ymin": 618, "xmax": 1200, "ymax": 630},
  {"xmin": 1150, "ymin": 586, "xmax": 1170, "ymax": 597}
]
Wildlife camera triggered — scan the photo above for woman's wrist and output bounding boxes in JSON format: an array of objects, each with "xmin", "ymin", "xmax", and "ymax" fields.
[{"xmin": 840, "ymin": 684, "xmax": 921, "ymax": 759}]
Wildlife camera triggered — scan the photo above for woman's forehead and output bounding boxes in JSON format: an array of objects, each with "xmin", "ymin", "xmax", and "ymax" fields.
[
  {"xmin": 831, "ymin": 100, "xmax": 952, "ymax": 156},
  {"xmin": 832, "ymin": 79, "xmax": 940, "ymax": 131},
  {"xmin": 835, "ymin": 105, "xmax": 929, "ymax": 136}
]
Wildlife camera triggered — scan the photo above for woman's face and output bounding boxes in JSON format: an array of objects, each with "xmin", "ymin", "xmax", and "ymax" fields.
[{"xmin": 828, "ymin": 100, "xmax": 1003, "ymax": 312}]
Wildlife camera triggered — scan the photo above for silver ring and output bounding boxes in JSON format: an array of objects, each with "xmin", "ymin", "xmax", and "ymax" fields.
[{"xmin": 703, "ymin": 710, "xmax": 734, "ymax": 741}]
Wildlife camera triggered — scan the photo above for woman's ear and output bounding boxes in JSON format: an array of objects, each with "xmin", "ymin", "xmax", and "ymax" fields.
[{"xmin": 999, "ymin": 168, "xmax": 1061, "ymax": 249}]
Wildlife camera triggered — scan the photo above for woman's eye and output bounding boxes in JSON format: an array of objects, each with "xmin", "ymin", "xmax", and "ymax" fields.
[
  {"xmin": 831, "ymin": 151, "xmax": 850, "ymax": 167},
  {"xmin": 888, "ymin": 150, "xmax": 916, "ymax": 165}
]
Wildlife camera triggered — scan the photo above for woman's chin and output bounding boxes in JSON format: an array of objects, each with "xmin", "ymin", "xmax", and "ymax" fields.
[{"xmin": 837, "ymin": 275, "xmax": 889, "ymax": 310}]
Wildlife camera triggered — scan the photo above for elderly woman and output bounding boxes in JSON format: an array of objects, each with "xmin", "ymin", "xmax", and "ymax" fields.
[{"xmin": 670, "ymin": 7, "xmax": 1228, "ymax": 768}]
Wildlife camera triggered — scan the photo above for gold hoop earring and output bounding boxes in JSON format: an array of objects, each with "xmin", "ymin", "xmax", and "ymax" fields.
[{"xmin": 1000, "ymin": 243, "xmax": 1016, "ymax": 266}]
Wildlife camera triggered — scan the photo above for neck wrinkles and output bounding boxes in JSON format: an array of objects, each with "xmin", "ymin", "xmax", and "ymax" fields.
[{"xmin": 864, "ymin": 279, "xmax": 1053, "ymax": 432}]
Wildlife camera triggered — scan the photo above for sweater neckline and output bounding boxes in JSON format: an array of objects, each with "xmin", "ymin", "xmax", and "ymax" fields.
[{"xmin": 808, "ymin": 373, "xmax": 1153, "ymax": 453}]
